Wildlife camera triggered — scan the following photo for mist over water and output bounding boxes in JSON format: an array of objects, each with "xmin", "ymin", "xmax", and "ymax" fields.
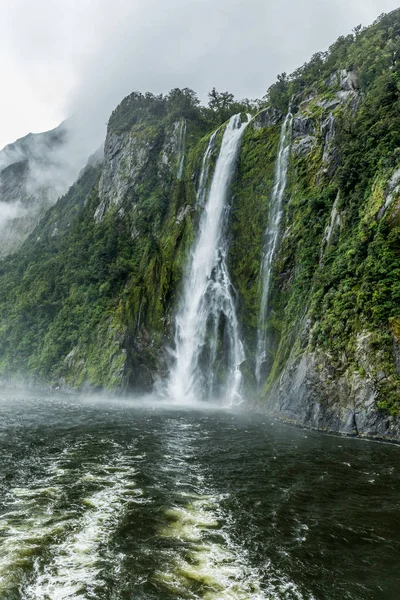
[
  {"xmin": 0, "ymin": 119, "xmax": 104, "ymax": 250},
  {"xmin": 0, "ymin": 389, "xmax": 399, "ymax": 599}
]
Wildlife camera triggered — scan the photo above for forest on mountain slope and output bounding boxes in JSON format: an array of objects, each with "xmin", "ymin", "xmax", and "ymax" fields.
[{"xmin": 0, "ymin": 10, "xmax": 400, "ymax": 433}]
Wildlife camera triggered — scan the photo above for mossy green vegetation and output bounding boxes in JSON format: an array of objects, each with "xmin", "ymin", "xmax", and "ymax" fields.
[
  {"xmin": 256, "ymin": 8, "xmax": 400, "ymax": 414},
  {"xmin": 0, "ymin": 89, "xmax": 254, "ymax": 389},
  {"xmin": 1, "ymin": 8, "xmax": 400, "ymax": 422},
  {"xmin": 228, "ymin": 120, "xmax": 281, "ymax": 382}
]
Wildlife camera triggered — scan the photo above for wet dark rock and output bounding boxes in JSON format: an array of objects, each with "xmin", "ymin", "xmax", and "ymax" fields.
[
  {"xmin": 327, "ymin": 69, "xmax": 358, "ymax": 92},
  {"xmin": 292, "ymin": 117, "xmax": 315, "ymax": 139},
  {"xmin": 264, "ymin": 349, "xmax": 400, "ymax": 441},
  {"xmin": 252, "ymin": 108, "xmax": 282, "ymax": 130},
  {"xmin": 321, "ymin": 113, "xmax": 335, "ymax": 163},
  {"xmin": 292, "ymin": 135, "xmax": 316, "ymax": 157}
]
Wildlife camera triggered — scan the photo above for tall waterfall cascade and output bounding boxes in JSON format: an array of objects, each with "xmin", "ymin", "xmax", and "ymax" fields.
[
  {"xmin": 177, "ymin": 119, "xmax": 187, "ymax": 179},
  {"xmin": 168, "ymin": 113, "xmax": 251, "ymax": 404},
  {"xmin": 255, "ymin": 113, "xmax": 293, "ymax": 386}
]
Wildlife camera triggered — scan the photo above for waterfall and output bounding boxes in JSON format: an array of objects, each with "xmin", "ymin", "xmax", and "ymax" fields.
[
  {"xmin": 168, "ymin": 113, "xmax": 251, "ymax": 405},
  {"xmin": 177, "ymin": 119, "xmax": 187, "ymax": 179},
  {"xmin": 255, "ymin": 113, "xmax": 293, "ymax": 386}
]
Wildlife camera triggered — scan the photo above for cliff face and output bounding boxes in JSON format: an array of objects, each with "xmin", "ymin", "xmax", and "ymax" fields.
[
  {"xmin": 252, "ymin": 12, "xmax": 400, "ymax": 439},
  {"xmin": 0, "ymin": 12, "xmax": 400, "ymax": 439},
  {"xmin": 0, "ymin": 94, "xmax": 216, "ymax": 390}
]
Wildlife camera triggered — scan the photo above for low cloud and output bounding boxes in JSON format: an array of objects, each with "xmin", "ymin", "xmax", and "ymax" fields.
[
  {"xmin": 65, "ymin": 0, "xmax": 400, "ymax": 154},
  {"xmin": 0, "ymin": 201, "xmax": 27, "ymax": 230},
  {"xmin": 1, "ymin": 0, "xmax": 399, "ymax": 182},
  {"xmin": 0, "ymin": 0, "xmax": 398, "ymax": 255}
]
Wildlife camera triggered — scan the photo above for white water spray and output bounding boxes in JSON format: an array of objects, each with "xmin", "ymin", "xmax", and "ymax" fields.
[
  {"xmin": 177, "ymin": 118, "xmax": 187, "ymax": 179},
  {"xmin": 168, "ymin": 114, "xmax": 251, "ymax": 405},
  {"xmin": 255, "ymin": 113, "xmax": 293, "ymax": 386}
]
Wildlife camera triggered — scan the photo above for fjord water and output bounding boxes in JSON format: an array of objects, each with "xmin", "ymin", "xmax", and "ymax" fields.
[
  {"xmin": 169, "ymin": 114, "xmax": 250, "ymax": 405},
  {"xmin": 1, "ymin": 391, "xmax": 400, "ymax": 599},
  {"xmin": 256, "ymin": 113, "xmax": 293, "ymax": 386}
]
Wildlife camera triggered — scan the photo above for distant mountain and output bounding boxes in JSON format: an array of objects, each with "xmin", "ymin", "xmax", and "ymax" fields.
[
  {"xmin": 0, "ymin": 122, "xmax": 92, "ymax": 256},
  {"xmin": 0, "ymin": 10, "xmax": 400, "ymax": 440}
]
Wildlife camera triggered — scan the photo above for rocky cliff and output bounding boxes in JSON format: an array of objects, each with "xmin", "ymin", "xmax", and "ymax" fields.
[
  {"xmin": 253, "ymin": 12, "xmax": 400, "ymax": 440},
  {"xmin": 0, "ymin": 12, "xmax": 400, "ymax": 440}
]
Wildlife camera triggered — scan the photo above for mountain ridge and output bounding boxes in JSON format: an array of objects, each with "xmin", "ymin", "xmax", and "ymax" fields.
[{"xmin": 0, "ymin": 10, "xmax": 400, "ymax": 440}]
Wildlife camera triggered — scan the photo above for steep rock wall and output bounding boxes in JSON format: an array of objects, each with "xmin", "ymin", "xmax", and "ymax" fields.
[
  {"xmin": 0, "ymin": 12, "xmax": 400, "ymax": 442},
  {"xmin": 0, "ymin": 99, "xmax": 222, "ymax": 390},
  {"xmin": 252, "ymin": 13, "xmax": 400, "ymax": 436}
]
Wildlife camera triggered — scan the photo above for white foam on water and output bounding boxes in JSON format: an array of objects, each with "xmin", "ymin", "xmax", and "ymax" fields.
[
  {"xmin": 23, "ymin": 456, "xmax": 141, "ymax": 599},
  {"xmin": 0, "ymin": 442, "xmax": 88, "ymax": 594},
  {"xmin": 0, "ymin": 437, "xmax": 142, "ymax": 598},
  {"xmin": 157, "ymin": 491, "xmax": 307, "ymax": 600},
  {"xmin": 156, "ymin": 419, "xmax": 308, "ymax": 599}
]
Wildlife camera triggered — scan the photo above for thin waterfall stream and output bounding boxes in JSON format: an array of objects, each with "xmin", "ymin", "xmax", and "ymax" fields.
[
  {"xmin": 168, "ymin": 113, "xmax": 251, "ymax": 405},
  {"xmin": 255, "ymin": 113, "xmax": 293, "ymax": 386},
  {"xmin": 177, "ymin": 118, "xmax": 187, "ymax": 179}
]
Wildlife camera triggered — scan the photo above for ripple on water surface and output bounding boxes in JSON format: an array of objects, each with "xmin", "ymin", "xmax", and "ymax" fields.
[
  {"xmin": 24, "ymin": 455, "xmax": 141, "ymax": 599},
  {"xmin": 154, "ymin": 419, "xmax": 309, "ymax": 600},
  {"xmin": 0, "ymin": 392, "xmax": 399, "ymax": 599}
]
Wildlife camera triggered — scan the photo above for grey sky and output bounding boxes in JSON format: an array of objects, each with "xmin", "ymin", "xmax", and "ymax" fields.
[{"xmin": 0, "ymin": 0, "xmax": 399, "ymax": 150}]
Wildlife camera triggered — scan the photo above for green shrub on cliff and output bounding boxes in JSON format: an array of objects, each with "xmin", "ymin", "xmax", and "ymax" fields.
[{"xmin": 1, "ymin": 7, "xmax": 400, "ymax": 419}]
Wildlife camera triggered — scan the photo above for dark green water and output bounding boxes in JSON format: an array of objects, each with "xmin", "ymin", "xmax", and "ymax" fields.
[{"xmin": 0, "ymin": 391, "xmax": 399, "ymax": 599}]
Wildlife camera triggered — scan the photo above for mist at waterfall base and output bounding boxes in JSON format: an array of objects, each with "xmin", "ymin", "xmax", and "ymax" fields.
[
  {"xmin": 1, "ymin": 110, "xmax": 400, "ymax": 600},
  {"xmin": 0, "ymin": 388, "xmax": 399, "ymax": 600},
  {"xmin": 168, "ymin": 114, "xmax": 250, "ymax": 406}
]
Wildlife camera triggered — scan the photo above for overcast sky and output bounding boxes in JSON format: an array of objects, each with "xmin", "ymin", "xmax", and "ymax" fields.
[{"xmin": 0, "ymin": 0, "xmax": 399, "ymax": 150}]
